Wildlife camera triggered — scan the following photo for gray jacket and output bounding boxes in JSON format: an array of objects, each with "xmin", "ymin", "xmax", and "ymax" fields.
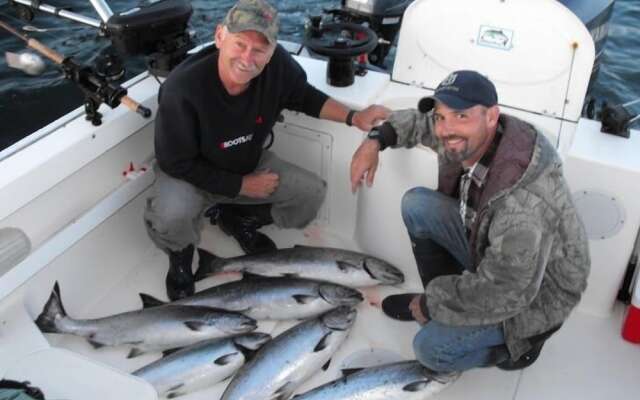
[{"xmin": 384, "ymin": 109, "xmax": 590, "ymax": 359}]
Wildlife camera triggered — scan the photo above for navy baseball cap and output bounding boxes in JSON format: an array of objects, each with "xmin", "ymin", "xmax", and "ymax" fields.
[{"xmin": 418, "ymin": 70, "xmax": 498, "ymax": 113}]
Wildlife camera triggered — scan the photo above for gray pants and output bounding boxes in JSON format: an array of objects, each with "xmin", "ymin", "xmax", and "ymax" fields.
[{"xmin": 144, "ymin": 151, "xmax": 327, "ymax": 252}]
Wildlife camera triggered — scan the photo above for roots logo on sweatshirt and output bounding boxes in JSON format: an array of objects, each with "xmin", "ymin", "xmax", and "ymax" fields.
[{"xmin": 219, "ymin": 133, "xmax": 254, "ymax": 149}]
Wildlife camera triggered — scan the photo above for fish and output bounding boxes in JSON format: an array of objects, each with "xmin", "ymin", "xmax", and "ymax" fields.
[
  {"xmin": 35, "ymin": 282, "xmax": 257, "ymax": 358},
  {"xmin": 292, "ymin": 360, "xmax": 459, "ymax": 400},
  {"xmin": 133, "ymin": 333, "xmax": 272, "ymax": 398},
  {"xmin": 195, "ymin": 245, "xmax": 404, "ymax": 287},
  {"xmin": 221, "ymin": 306, "xmax": 357, "ymax": 400},
  {"xmin": 5, "ymin": 51, "xmax": 46, "ymax": 75},
  {"xmin": 139, "ymin": 277, "xmax": 363, "ymax": 321}
]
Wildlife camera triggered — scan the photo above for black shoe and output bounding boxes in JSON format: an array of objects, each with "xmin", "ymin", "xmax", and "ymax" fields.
[
  {"xmin": 496, "ymin": 341, "xmax": 544, "ymax": 371},
  {"xmin": 496, "ymin": 325, "xmax": 561, "ymax": 371},
  {"xmin": 166, "ymin": 244, "xmax": 195, "ymax": 301},
  {"xmin": 381, "ymin": 293, "xmax": 422, "ymax": 321},
  {"xmin": 216, "ymin": 205, "xmax": 277, "ymax": 255}
]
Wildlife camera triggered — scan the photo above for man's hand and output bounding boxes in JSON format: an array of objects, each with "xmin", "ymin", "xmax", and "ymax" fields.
[
  {"xmin": 352, "ymin": 105, "xmax": 391, "ymax": 132},
  {"xmin": 409, "ymin": 294, "xmax": 429, "ymax": 325},
  {"xmin": 350, "ymin": 139, "xmax": 380, "ymax": 193},
  {"xmin": 240, "ymin": 169, "xmax": 279, "ymax": 198}
]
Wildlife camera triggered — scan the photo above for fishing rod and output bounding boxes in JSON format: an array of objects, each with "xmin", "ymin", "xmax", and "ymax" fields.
[
  {"xmin": 0, "ymin": 19, "xmax": 151, "ymax": 125},
  {"xmin": 9, "ymin": 0, "xmax": 103, "ymax": 28}
]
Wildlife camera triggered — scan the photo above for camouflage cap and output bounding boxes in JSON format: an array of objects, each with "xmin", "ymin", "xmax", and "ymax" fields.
[{"xmin": 223, "ymin": 0, "xmax": 279, "ymax": 44}]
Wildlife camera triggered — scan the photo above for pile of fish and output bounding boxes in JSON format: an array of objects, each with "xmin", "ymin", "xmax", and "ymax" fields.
[{"xmin": 32, "ymin": 246, "xmax": 468, "ymax": 399}]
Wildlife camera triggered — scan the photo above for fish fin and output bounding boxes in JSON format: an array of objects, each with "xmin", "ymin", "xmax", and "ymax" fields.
[
  {"xmin": 87, "ymin": 338, "xmax": 106, "ymax": 349},
  {"xmin": 34, "ymin": 281, "xmax": 68, "ymax": 333},
  {"xmin": 214, "ymin": 352, "xmax": 239, "ymax": 365},
  {"xmin": 242, "ymin": 272, "xmax": 265, "ymax": 280},
  {"xmin": 162, "ymin": 347, "xmax": 182, "ymax": 357},
  {"xmin": 403, "ymin": 380, "xmax": 431, "ymax": 392},
  {"xmin": 234, "ymin": 333, "xmax": 271, "ymax": 359},
  {"xmin": 313, "ymin": 332, "xmax": 332, "ymax": 352},
  {"xmin": 166, "ymin": 383, "xmax": 185, "ymax": 398},
  {"xmin": 127, "ymin": 347, "xmax": 146, "ymax": 359},
  {"xmin": 139, "ymin": 292, "xmax": 165, "ymax": 308},
  {"xmin": 341, "ymin": 367, "xmax": 364, "ymax": 377},
  {"xmin": 194, "ymin": 247, "xmax": 222, "ymax": 281},
  {"xmin": 292, "ymin": 294, "xmax": 316, "ymax": 305},
  {"xmin": 272, "ymin": 381, "xmax": 295, "ymax": 400},
  {"xmin": 184, "ymin": 321, "xmax": 206, "ymax": 331},
  {"xmin": 336, "ymin": 261, "xmax": 358, "ymax": 272},
  {"xmin": 322, "ymin": 358, "xmax": 331, "ymax": 371}
]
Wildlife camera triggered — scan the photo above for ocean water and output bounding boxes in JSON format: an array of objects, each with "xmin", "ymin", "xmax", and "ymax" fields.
[{"xmin": 0, "ymin": 0, "xmax": 638, "ymax": 150}]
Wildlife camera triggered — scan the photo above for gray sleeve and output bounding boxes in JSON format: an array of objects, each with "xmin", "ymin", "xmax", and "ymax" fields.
[{"xmin": 385, "ymin": 109, "xmax": 439, "ymax": 150}]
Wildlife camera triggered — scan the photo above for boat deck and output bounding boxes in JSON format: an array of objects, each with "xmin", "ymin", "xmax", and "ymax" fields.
[{"xmin": 2, "ymin": 190, "xmax": 639, "ymax": 399}]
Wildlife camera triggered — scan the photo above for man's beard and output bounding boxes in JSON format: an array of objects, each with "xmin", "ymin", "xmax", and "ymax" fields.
[{"xmin": 442, "ymin": 139, "xmax": 471, "ymax": 162}]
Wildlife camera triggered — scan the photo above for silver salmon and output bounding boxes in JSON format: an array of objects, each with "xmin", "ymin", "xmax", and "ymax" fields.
[
  {"xmin": 292, "ymin": 360, "xmax": 459, "ymax": 400},
  {"xmin": 195, "ymin": 246, "xmax": 404, "ymax": 287},
  {"xmin": 35, "ymin": 282, "xmax": 257, "ymax": 358},
  {"xmin": 133, "ymin": 333, "xmax": 272, "ymax": 398},
  {"xmin": 139, "ymin": 277, "xmax": 363, "ymax": 320},
  {"xmin": 221, "ymin": 306, "xmax": 357, "ymax": 400}
]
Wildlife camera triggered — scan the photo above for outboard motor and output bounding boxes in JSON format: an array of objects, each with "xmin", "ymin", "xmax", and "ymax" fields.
[
  {"xmin": 104, "ymin": 0, "xmax": 194, "ymax": 76},
  {"xmin": 558, "ymin": 0, "xmax": 615, "ymax": 82}
]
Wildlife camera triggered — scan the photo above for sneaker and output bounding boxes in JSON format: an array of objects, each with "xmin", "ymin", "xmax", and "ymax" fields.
[
  {"xmin": 381, "ymin": 293, "xmax": 422, "ymax": 321},
  {"xmin": 166, "ymin": 244, "xmax": 195, "ymax": 301}
]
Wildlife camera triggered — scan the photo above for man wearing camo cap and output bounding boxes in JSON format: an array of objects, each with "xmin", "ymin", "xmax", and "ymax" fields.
[{"xmin": 145, "ymin": 0, "xmax": 390, "ymax": 301}]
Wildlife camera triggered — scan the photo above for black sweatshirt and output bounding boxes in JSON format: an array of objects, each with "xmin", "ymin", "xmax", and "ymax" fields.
[{"xmin": 154, "ymin": 45, "xmax": 329, "ymax": 197}]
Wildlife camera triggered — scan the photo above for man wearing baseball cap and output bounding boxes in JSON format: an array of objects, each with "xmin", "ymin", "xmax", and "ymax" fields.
[
  {"xmin": 145, "ymin": 0, "xmax": 390, "ymax": 301},
  {"xmin": 351, "ymin": 70, "xmax": 589, "ymax": 374}
]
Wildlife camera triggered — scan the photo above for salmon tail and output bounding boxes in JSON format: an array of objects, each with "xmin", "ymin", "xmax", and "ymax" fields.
[
  {"xmin": 194, "ymin": 248, "xmax": 226, "ymax": 281},
  {"xmin": 35, "ymin": 281, "xmax": 67, "ymax": 333}
]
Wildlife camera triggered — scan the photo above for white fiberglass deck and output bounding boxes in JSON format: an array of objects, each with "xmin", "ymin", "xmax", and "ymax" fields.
[{"xmin": 1, "ymin": 189, "xmax": 638, "ymax": 400}]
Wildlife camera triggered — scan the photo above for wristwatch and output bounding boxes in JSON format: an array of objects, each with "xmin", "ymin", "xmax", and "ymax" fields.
[
  {"xmin": 367, "ymin": 127, "xmax": 386, "ymax": 150},
  {"xmin": 346, "ymin": 109, "xmax": 357, "ymax": 127}
]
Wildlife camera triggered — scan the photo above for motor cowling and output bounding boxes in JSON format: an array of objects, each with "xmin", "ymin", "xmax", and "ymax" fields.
[{"xmin": 104, "ymin": 0, "xmax": 194, "ymax": 76}]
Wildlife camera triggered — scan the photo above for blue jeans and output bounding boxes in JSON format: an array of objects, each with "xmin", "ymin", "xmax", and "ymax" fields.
[{"xmin": 401, "ymin": 187, "xmax": 509, "ymax": 373}]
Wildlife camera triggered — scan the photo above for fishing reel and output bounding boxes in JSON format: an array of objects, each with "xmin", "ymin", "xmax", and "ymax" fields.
[
  {"xmin": 583, "ymin": 97, "xmax": 640, "ymax": 138},
  {"xmin": 61, "ymin": 57, "xmax": 130, "ymax": 126}
]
